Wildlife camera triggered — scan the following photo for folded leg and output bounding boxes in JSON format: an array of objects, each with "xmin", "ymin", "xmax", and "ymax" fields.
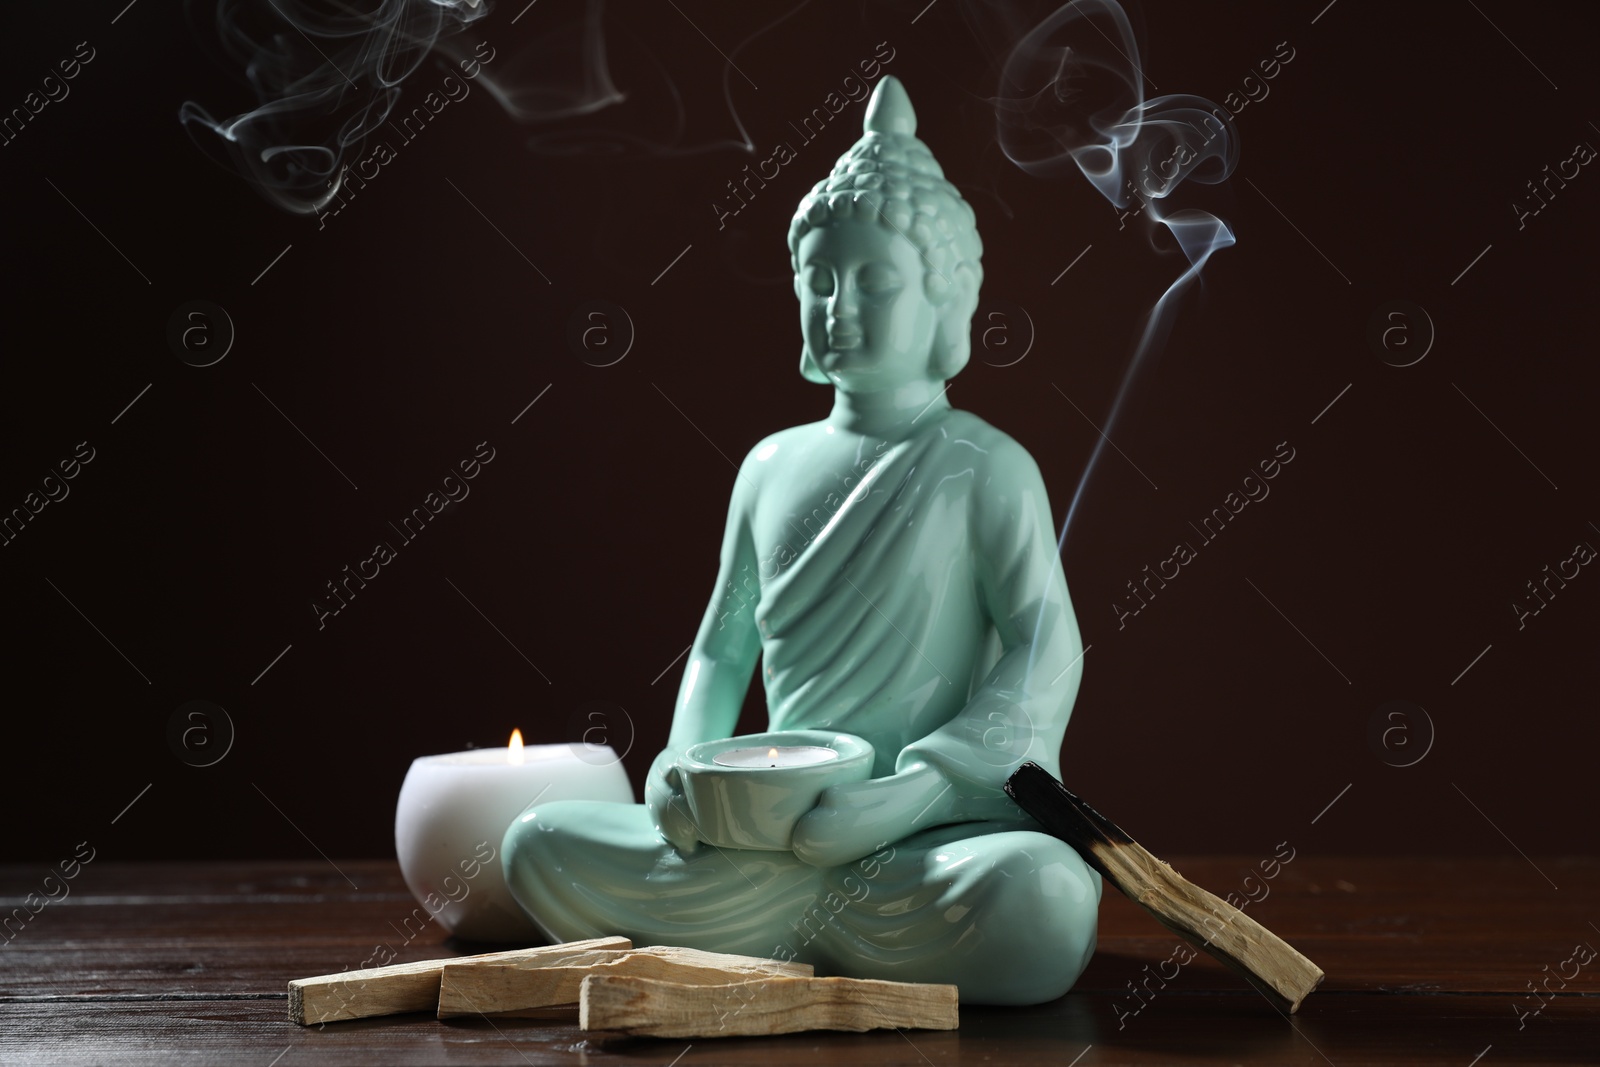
[
  {"xmin": 504, "ymin": 803, "xmax": 1100, "ymax": 1005},
  {"xmin": 502, "ymin": 800, "xmax": 826, "ymax": 958}
]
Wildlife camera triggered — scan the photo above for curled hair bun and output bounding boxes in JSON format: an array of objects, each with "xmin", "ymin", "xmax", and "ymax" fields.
[{"xmin": 788, "ymin": 76, "xmax": 982, "ymax": 301}]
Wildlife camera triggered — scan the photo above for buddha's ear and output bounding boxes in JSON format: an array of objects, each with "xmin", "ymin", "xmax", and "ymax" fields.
[
  {"xmin": 930, "ymin": 264, "xmax": 979, "ymax": 380},
  {"xmin": 799, "ymin": 344, "xmax": 831, "ymax": 384}
]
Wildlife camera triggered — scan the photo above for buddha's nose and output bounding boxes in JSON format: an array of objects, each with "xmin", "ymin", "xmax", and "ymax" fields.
[
  {"xmin": 827, "ymin": 289, "xmax": 860, "ymax": 342},
  {"xmin": 829, "ymin": 280, "xmax": 860, "ymax": 317}
]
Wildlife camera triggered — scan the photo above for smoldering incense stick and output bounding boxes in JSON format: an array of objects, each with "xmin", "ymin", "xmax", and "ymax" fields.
[{"xmin": 1005, "ymin": 761, "xmax": 1324, "ymax": 1013}]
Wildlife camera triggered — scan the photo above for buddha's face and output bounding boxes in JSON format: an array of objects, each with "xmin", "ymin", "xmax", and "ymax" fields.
[{"xmin": 796, "ymin": 221, "xmax": 941, "ymax": 393}]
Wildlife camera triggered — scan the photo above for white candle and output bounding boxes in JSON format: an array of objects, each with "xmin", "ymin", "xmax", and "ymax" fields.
[
  {"xmin": 394, "ymin": 731, "xmax": 632, "ymax": 941},
  {"xmin": 711, "ymin": 745, "xmax": 840, "ymax": 768}
]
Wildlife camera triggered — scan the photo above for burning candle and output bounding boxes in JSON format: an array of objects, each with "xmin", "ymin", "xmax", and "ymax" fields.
[
  {"xmin": 677, "ymin": 731, "xmax": 875, "ymax": 850},
  {"xmin": 394, "ymin": 730, "xmax": 632, "ymax": 941},
  {"xmin": 712, "ymin": 745, "xmax": 840, "ymax": 768}
]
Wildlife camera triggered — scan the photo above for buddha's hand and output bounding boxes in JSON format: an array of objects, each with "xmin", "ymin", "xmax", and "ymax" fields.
[
  {"xmin": 645, "ymin": 748, "xmax": 702, "ymax": 855},
  {"xmin": 790, "ymin": 763, "xmax": 956, "ymax": 868}
]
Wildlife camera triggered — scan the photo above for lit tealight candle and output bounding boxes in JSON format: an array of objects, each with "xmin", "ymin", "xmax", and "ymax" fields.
[
  {"xmin": 712, "ymin": 744, "xmax": 840, "ymax": 768},
  {"xmin": 680, "ymin": 731, "xmax": 873, "ymax": 850},
  {"xmin": 394, "ymin": 729, "xmax": 632, "ymax": 941}
]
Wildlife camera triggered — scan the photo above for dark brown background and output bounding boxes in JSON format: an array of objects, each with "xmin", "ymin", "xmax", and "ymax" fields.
[{"xmin": 3, "ymin": 0, "xmax": 1595, "ymax": 866}]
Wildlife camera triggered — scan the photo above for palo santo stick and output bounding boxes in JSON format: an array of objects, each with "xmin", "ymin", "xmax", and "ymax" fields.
[
  {"xmin": 434, "ymin": 947, "xmax": 639, "ymax": 1019},
  {"xmin": 580, "ymin": 974, "xmax": 958, "ymax": 1038},
  {"xmin": 288, "ymin": 935, "xmax": 630, "ymax": 1025},
  {"xmin": 438, "ymin": 945, "xmax": 813, "ymax": 1018},
  {"xmin": 1005, "ymin": 762, "xmax": 1325, "ymax": 1013}
]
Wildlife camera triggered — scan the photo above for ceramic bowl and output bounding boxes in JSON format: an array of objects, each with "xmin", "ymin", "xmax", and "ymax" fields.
[{"xmin": 678, "ymin": 730, "xmax": 875, "ymax": 850}]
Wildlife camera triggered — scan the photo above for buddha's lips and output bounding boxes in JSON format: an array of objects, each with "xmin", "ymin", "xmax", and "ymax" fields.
[{"xmin": 829, "ymin": 331, "xmax": 864, "ymax": 349}]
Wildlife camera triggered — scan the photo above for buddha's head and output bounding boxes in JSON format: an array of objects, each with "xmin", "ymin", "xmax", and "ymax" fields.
[{"xmin": 788, "ymin": 76, "xmax": 983, "ymax": 392}]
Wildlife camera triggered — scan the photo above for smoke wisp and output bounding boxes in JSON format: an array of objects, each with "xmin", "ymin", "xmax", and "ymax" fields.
[{"xmin": 994, "ymin": 0, "xmax": 1240, "ymax": 548}]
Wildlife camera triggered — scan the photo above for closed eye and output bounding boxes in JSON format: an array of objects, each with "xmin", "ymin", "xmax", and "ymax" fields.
[
  {"xmin": 805, "ymin": 264, "xmax": 834, "ymax": 297},
  {"xmin": 857, "ymin": 262, "xmax": 901, "ymax": 295}
]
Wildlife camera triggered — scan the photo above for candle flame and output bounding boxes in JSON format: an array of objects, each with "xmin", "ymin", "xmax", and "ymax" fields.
[
  {"xmin": 509, "ymin": 728, "xmax": 525, "ymax": 766},
  {"xmin": 768, "ymin": 747, "xmax": 779, "ymax": 763}
]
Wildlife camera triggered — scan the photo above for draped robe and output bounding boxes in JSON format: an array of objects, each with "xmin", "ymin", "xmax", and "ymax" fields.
[{"xmin": 504, "ymin": 408, "xmax": 1101, "ymax": 1004}]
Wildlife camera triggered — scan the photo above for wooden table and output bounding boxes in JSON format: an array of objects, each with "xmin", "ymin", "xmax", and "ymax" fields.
[{"xmin": 3, "ymin": 857, "xmax": 1595, "ymax": 1064}]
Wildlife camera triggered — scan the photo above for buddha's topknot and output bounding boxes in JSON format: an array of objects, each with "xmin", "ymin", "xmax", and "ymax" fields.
[{"xmin": 788, "ymin": 76, "xmax": 982, "ymax": 302}]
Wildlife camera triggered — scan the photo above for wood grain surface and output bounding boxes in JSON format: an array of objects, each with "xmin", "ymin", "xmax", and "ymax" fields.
[{"xmin": 2, "ymin": 857, "xmax": 1596, "ymax": 1064}]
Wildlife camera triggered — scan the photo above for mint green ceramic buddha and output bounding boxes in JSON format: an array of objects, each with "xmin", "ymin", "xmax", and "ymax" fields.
[{"xmin": 504, "ymin": 76, "xmax": 1101, "ymax": 1006}]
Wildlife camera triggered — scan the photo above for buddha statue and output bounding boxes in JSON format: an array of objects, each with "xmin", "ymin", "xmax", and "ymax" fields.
[{"xmin": 503, "ymin": 76, "xmax": 1101, "ymax": 1006}]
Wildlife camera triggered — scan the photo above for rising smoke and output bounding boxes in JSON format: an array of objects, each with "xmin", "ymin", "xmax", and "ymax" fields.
[
  {"xmin": 993, "ymin": 1, "xmax": 1241, "ymax": 689},
  {"xmin": 179, "ymin": 0, "xmax": 825, "ymax": 212},
  {"xmin": 993, "ymin": 0, "xmax": 1240, "ymax": 548},
  {"xmin": 178, "ymin": 0, "xmax": 641, "ymax": 215},
  {"xmin": 180, "ymin": 0, "xmax": 496, "ymax": 215}
]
